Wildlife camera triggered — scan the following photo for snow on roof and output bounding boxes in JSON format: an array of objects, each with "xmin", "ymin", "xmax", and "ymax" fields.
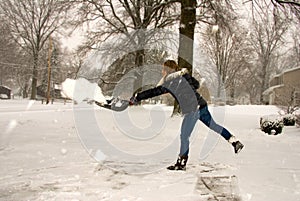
[
  {"xmin": 0, "ymin": 85, "xmax": 11, "ymax": 90},
  {"xmin": 272, "ymin": 66, "xmax": 300, "ymax": 79},
  {"xmin": 282, "ymin": 66, "xmax": 300, "ymax": 74},
  {"xmin": 263, "ymin": 84, "xmax": 284, "ymax": 95}
]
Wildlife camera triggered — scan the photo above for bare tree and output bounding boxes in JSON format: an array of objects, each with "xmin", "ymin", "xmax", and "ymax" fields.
[
  {"xmin": 271, "ymin": 28, "xmax": 300, "ymax": 77},
  {"xmin": 0, "ymin": 19, "xmax": 19, "ymax": 86},
  {"xmin": 199, "ymin": 1, "xmax": 246, "ymax": 100},
  {"xmin": 285, "ymin": 29, "xmax": 300, "ymax": 68},
  {"xmin": 0, "ymin": 15, "xmax": 31, "ymax": 98},
  {"xmin": 75, "ymin": 0, "xmax": 180, "ymax": 67},
  {"xmin": 291, "ymin": 30, "xmax": 300, "ymax": 66},
  {"xmin": 271, "ymin": 0, "xmax": 300, "ymax": 23},
  {"xmin": 225, "ymin": 32, "xmax": 255, "ymax": 102},
  {"xmin": 0, "ymin": 0, "xmax": 71, "ymax": 99},
  {"xmin": 64, "ymin": 52, "xmax": 84, "ymax": 80},
  {"xmin": 248, "ymin": 1, "xmax": 291, "ymax": 103}
]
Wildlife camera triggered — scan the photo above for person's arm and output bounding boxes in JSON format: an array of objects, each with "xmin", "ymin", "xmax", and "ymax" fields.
[{"xmin": 136, "ymin": 85, "xmax": 168, "ymax": 101}]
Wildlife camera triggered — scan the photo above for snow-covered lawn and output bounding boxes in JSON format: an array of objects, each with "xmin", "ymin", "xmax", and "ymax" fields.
[{"xmin": 0, "ymin": 100, "xmax": 299, "ymax": 201}]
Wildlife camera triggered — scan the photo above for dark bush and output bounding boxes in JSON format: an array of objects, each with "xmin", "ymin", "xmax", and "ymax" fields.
[
  {"xmin": 282, "ymin": 114, "xmax": 296, "ymax": 126},
  {"xmin": 260, "ymin": 115, "xmax": 284, "ymax": 135}
]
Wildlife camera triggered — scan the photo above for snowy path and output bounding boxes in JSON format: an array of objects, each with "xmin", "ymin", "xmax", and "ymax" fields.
[{"xmin": 0, "ymin": 100, "xmax": 299, "ymax": 200}]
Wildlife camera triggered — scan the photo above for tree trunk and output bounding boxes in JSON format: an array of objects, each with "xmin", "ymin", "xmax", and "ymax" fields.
[
  {"xmin": 260, "ymin": 59, "xmax": 269, "ymax": 104},
  {"xmin": 46, "ymin": 37, "xmax": 53, "ymax": 104},
  {"xmin": 30, "ymin": 53, "xmax": 39, "ymax": 100},
  {"xmin": 173, "ymin": 0, "xmax": 196, "ymax": 115},
  {"xmin": 135, "ymin": 49, "xmax": 145, "ymax": 67},
  {"xmin": 178, "ymin": 0, "xmax": 196, "ymax": 74},
  {"xmin": 23, "ymin": 83, "xmax": 29, "ymax": 98}
]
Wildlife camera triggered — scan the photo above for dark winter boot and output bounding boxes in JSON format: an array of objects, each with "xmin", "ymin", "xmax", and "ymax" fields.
[
  {"xmin": 167, "ymin": 156, "xmax": 188, "ymax": 171},
  {"xmin": 232, "ymin": 141, "xmax": 244, "ymax": 154},
  {"xmin": 228, "ymin": 136, "xmax": 244, "ymax": 154}
]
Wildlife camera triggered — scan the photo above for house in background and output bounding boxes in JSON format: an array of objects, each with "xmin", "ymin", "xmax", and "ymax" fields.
[
  {"xmin": 0, "ymin": 85, "xmax": 11, "ymax": 99},
  {"xmin": 263, "ymin": 67, "xmax": 300, "ymax": 106}
]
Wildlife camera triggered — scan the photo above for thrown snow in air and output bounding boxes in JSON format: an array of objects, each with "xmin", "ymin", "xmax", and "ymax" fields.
[{"xmin": 61, "ymin": 78, "xmax": 107, "ymax": 104}]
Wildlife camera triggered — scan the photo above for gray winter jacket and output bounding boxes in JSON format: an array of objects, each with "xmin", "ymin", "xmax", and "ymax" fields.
[{"xmin": 135, "ymin": 69, "xmax": 207, "ymax": 114}]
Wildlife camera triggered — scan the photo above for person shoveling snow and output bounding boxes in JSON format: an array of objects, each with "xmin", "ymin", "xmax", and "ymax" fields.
[
  {"xmin": 61, "ymin": 63, "xmax": 244, "ymax": 171},
  {"xmin": 128, "ymin": 60, "xmax": 244, "ymax": 171}
]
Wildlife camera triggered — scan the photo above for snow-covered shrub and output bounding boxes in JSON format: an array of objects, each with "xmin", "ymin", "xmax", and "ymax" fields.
[
  {"xmin": 260, "ymin": 115, "xmax": 284, "ymax": 135},
  {"xmin": 282, "ymin": 114, "xmax": 296, "ymax": 126}
]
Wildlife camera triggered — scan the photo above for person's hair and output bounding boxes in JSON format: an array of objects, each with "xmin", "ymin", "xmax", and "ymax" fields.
[{"xmin": 163, "ymin": 60, "xmax": 179, "ymax": 73}]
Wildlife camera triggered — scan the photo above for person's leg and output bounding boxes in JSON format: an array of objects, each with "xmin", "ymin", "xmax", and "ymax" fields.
[
  {"xmin": 198, "ymin": 106, "xmax": 244, "ymax": 153},
  {"xmin": 179, "ymin": 111, "xmax": 199, "ymax": 156},
  {"xmin": 198, "ymin": 106, "xmax": 231, "ymax": 140},
  {"xmin": 168, "ymin": 111, "xmax": 198, "ymax": 170}
]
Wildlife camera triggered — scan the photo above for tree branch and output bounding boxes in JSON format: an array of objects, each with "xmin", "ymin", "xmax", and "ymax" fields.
[{"xmin": 274, "ymin": 0, "xmax": 300, "ymax": 7}]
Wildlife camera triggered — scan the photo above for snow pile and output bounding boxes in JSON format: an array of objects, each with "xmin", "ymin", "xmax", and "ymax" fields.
[
  {"xmin": 260, "ymin": 115, "xmax": 284, "ymax": 135},
  {"xmin": 61, "ymin": 78, "xmax": 107, "ymax": 104}
]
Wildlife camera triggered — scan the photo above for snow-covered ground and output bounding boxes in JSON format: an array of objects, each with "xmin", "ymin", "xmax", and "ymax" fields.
[{"xmin": 0, "ymin": 99, "xmax": 299, "ymax": 201}]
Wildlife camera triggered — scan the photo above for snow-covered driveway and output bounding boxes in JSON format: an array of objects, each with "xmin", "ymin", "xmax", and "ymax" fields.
[{"xmin": 0, "ymin": 100, "xmax": 299, "ymax": 200}]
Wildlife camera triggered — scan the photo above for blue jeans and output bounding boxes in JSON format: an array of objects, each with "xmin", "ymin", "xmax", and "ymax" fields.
[{"xmin": 179, "ymin": 106, "xmax": 232, "ymax": 157}]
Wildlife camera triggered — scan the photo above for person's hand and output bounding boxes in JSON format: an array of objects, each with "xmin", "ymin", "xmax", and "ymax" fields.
[
  {"xmin": 129, "ymin": 96, "xmax": 138, "ymax": 105},
  {"xmin": 180, "ymin": 68, "xmax": 189, "ymax": 75}
]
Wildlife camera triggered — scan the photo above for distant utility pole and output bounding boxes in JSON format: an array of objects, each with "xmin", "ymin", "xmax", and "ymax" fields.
[{"xmin": 46, "ymin": 37, "xmax": 53, "ymax": 104}]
